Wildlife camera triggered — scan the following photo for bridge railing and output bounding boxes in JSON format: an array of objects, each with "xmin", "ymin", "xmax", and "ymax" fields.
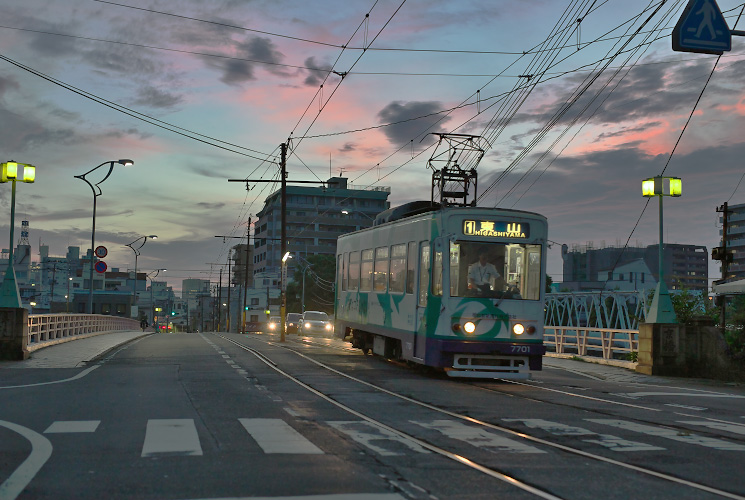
[
  {"xmin": 27, "ymin": 314, "xmax": 140, "ymax": 352},
  {"xmin": 544, "ymin": 326, "xmax": 638, "ymax": 360}
]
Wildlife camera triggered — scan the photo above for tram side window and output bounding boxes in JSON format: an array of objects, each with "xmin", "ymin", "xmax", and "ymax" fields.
[
  {"xmin": 341, "ymin": 253, "xmax": 347, "ymax": 291},
  {"xmin": 418, "ymin": 242, "xmax": 430, "ymax": 306},
  {"xmin": 374, "ymin": 246, "xmax": 389, "ymax": 292},
  {"xmin": 389, "ymin": 244, "xmax": 406, "ymax": 293},
  {"xmin": 406, "ymin": 242, "xmax": 417, "ymax": 294},
  {"xmin": 432, "ymin": 246, "xmax": 443, "ymax": 297},
  {"xmin": 348, "ymin": 251, "xmax": 360, "ymax": 290},
  {"xmin": 336, "ymin": 254, "xmax": 347, "ymax": 291},
  {"xmin": 360, "ymin": 249, "xmax": 373, "ymax": 291}
]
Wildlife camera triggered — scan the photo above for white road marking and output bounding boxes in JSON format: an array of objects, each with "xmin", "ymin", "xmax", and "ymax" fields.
[
  {"xmin": 328, "ymin": 421, "xmax": 431, "ymax": 456},
  {"xmin": 141, "ymin": 419, "xmax": 203, "ymax": 457},
  {"xmin": 677, "ymin": 421, "xmax": 745, "ymax": 436},
  {"xmin": 0, "ymin": 365, "xmax": 100, "ymax": 389},
  {"xmin": 0, "ymin": 420, "xmax": 53, "ymax": 500},
  {"xmin": 587, "ymin": 419, "xmax": 745, "ymax": 451},
  {"xmin": 413, "ymin": 419, "xmax": 545, "ymax": 454},
  {"xmin": 620, "ymin": 392, "xmax": 745, "ymax": 399},
  {"xmin": 44, "ymin": 420, "xmax": 100, "ymax": 433},
  {"xmin": 239, "ymin": 418, "xmax": 323, "ymax": 454},
  {"xmin": 502, "ymin": 419, "xmax": 663, "ymax": 452},
  {"xmin": 665, "ymin": 404, "xmax": 707, "ymax": 411}
]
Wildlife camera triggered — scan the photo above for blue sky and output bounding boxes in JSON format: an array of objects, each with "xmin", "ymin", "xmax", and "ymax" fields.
[{"xmin": 1, "ymin": 0, "xmax": 744, "ymax": 292}]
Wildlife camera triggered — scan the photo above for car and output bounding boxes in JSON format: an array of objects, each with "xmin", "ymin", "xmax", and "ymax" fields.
[
  {"xmin": 285, "ymin": 313, "xmax": 302, "ymax": 334},
  {"xmin": 299, "ymin": 311, "xmax": 334, "ymax": 335},
  {"xmin": 267, "ymin": 316, "xmax": 281, "ymax": 332}
]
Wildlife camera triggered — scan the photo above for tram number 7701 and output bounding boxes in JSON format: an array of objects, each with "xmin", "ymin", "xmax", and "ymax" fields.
[{"xmin": 511, "ymin": 345, "xmax": 531, "ymax": 353}]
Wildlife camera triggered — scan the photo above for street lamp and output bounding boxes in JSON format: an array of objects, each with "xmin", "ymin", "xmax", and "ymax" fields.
[
  {"xmin": 280, "ymin": 251, "xmax": 292, "ymax": 342},
  {"xmin": 0, "ymin": 161, "xmax": 36, "ymax": 308},
  {"xmin": 148, "ymin": 269, "xmax": 166, "ymax": 330},
  {"xmin": 126, "ymin": 234, "xmax": 158, "ymax": 317},
  {"xmin": 75, "ymin": 159, "xmax": 133, "ymax": 314},
  {"xmin": 642, "ymin": 176, "xmax": 681, "ymax": 323}
]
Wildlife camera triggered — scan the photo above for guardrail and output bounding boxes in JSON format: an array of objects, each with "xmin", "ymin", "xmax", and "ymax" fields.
[
  {"xmin": 27, "ymin": 314, "xmax": 140, "ymax": 352},
  {"xmin": 544, "ymin": 326, "xmax": 638, "ymax": 360}
]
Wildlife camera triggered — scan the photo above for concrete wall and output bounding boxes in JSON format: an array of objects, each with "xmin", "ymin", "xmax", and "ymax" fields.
[
  {"xmin": 637, "ymin": 320, "xmax": 744, "ymax": 381},
  {"xmin": 0, "ymin": 307, "xmax": 29, "ymax": 360}
]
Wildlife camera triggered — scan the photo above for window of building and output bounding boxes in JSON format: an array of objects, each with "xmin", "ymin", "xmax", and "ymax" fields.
[
  {"xmin": 251, "ymin": 298, "xmax": 259, "ymax": 305},
  {"xmin": 101, "ymin": 303, "xmax": 111, "ymax": 314},
  {"xmin": 116, "ymin": 304, "xmax": 126, "ymax": 314}
]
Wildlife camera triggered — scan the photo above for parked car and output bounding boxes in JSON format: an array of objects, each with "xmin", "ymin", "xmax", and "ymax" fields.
[
  {"xmin": 286, "ymin": 313, "xmax": 302, "ymax": 334},
  {"xmin": 267, "ymin": 316, "xmax": 281, "ymax": 332},
  {"xmin": 299, "ymin": 311, "xmax": 333, "ymax": 335}
]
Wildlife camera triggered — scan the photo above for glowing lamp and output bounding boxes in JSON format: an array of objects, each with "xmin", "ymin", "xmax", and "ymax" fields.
[{"xmin": 642, "ymin": 176, "xmax": 681, "ymax": 197}]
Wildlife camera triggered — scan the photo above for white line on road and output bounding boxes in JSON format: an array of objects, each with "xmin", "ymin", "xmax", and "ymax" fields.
[
  {"xmin": 621, "ymin": 392, "xmax": 745, "ymax": 399},
  {"xmin": 665, "ymin": 404, "xmax": 708, "ymax": 411},
  {"xmin": 413, "ymin": 419, "xmax": 545, "ymax": 454},
  {"xmin": 239, "ymin": 418, "xmax": 323, "ymax": 454},
  {"xmin": 44, "ymin": 421, "xmax": 100, "ymax": 433},
  {"xmin": 677, "ymin": 421, "xmax": 745, "ymax": 436},
  {"xmin": 0, "ymin": 420, "xmax": 53, "ymax": 500},
  {"xmin": 141, "ymin": 419, "xmax": 203, "ymax": 457},
  {"xmin": 587, "ymin": 419, "xmax": 745, "ymax": 451},
  {"xmin": 0, "ymin": 365, "xmax": 100, "ymax": 390},
  {"xmin": 328, "ymin": 421, "xmax": 431, "ymax": 457}
]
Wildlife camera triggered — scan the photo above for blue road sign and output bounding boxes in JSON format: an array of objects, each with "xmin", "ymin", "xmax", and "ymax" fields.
[
  {"xmin": 94, "ymin": 261, "xmax": 107, "ymax": 274},
  {"xmin": 673, "ymin": 0, "xmax": 731, "ymax": 54}
]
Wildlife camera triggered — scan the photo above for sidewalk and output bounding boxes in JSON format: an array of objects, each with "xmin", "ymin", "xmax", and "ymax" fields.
[{"xmin": 0, "ymin": 330, "xmax": 153, "ymax": 369}]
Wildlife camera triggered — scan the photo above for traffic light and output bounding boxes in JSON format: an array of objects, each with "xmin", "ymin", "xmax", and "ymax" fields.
[
  {"xmin": 712, "ymin": 247, "xmax": 733, "ymax": 262},
  {"xmin": 245, "ymin": 305, "xmax": 249, "ymax": 311}
]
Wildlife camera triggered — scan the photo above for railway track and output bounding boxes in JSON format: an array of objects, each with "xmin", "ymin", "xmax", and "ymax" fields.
[{"xmin": 216, "ymin": 332, "xmax": 745, "ymax": 500}]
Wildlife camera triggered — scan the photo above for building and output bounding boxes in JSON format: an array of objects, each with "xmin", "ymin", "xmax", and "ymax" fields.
[
  {"xmin": 597, "ymin": 259, "xmax": 656, "ymax": 292},
  {"xmin": 253, "ymin": 176, "xmax": 390, "ymax": 277},
  {"xmin": 720, "ymin": 202, "xmax": 745, "ymax": 281},
  {"xmin": 561, "ymin": 241, "xmax": 708, "ymax": 292}
]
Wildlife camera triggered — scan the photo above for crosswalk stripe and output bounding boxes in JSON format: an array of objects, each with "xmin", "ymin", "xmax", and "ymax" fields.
[
  {"xmin": 677, "ymin": 420, "xmax": 745, "ymax": 436},
  {"xmin": 239, "ymin": 418, "xmax": 323, "ymax": 454},
  {"xmin": 587, "ymin": 419, "xmax": 745, "ymax": 451},
  {"xmin": 412, "ymin": 420, "xmax": 545, "ymax": 454},
  {"xmin": 141, "ymin": 419, "xmax": 203, "ymax": 457},
  {"xmin": 328, "ymin": 421, "xmax": 431, "ymax": 456},
  {"xmin": 503, "ymin": 418, "xmax": 664, "ymax": 452},
  {"xmin": 44, "ymin": 421, "xmax": 100, "ymax": 434}
]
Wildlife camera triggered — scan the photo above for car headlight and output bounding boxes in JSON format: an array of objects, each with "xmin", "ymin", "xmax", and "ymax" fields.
[
  {"xmin": 325, "ymin": 323, "xmax": 333, "ymax": 330},
  {"xmin": 304, "ymin": 322, "xmax": 311, "ymax": 329}
]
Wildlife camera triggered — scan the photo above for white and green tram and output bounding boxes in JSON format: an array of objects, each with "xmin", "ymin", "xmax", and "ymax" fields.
[{"xmin": 335, "ymin": 202, "xmax": 548, "ymax": 379}]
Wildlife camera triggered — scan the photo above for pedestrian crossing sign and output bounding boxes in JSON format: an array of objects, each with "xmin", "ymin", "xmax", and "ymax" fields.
[{"xmin": 673, "ymin": 0, "xmax": 731, "ymax": 54}]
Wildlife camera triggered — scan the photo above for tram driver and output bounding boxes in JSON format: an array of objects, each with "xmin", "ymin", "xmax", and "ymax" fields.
[{"xmin": 467, "ymin": 249, "xmax": 505, "ymax": 294}]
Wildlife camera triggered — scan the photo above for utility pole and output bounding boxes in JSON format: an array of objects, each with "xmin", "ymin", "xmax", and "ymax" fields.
[
  {"xmin": 280, "ymin": 142, "xmax": 287, "ymax": 342},
  {"xmin": 217, "ymin": 268, "xmax": 223, "ymax": 332},
  {"xmin": 715, "ymin": 202, "xmax": 731, "ymax": 334},
  {"xmin": 227, "ymin": 251, "xmax": 231, "ymax": 333},
  {"xmin": 243, "ymin": 216, "xmax": 251, "ymax": 334}
]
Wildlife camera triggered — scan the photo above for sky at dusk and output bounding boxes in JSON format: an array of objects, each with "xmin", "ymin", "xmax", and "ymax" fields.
[{"xmin": 1, "ymin": 0, "xmax": 744, "ymax": 293}]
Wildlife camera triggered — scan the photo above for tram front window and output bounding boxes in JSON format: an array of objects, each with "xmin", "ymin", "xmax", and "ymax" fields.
[{"xmin": 449, "ymin": 241, "xmax": 542, "ymax": 300}]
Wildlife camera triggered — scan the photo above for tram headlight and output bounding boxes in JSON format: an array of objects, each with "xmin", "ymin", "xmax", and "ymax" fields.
[
  {"xmin": 513, "ymin": 323, "xmax": 525, "ymax": 335},
  {"xmin": 463, "ymin": 321, "xmax": 477, "ymax": 334}
]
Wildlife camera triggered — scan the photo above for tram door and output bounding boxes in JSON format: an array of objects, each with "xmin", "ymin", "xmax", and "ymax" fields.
[{"xmin": 413, "ymin": 241, "xmax": 429, "ymax": 360}]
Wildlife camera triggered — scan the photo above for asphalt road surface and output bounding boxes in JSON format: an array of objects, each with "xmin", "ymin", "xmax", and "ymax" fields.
[{"xmin": 1, "ymin": 331, "xmax": 744, "ymax": 500}]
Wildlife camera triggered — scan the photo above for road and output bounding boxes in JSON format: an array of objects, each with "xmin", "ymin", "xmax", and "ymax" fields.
[{"xmin": 1, "ymin": 331, "xmax": 744, "ymax": 500}]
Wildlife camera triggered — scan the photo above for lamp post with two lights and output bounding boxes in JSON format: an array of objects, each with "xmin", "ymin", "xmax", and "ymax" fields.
[
  {"xmin": 0, "ymin": 161, "xmax": 36, "ymax": 308},
  {"xmin": 641, "ymin": 176, "xmax": 681, "ymax": 323}
]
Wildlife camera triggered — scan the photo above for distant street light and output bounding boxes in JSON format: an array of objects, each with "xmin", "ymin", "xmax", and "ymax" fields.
[
  {"xmin": 126, "ymin": 234, "xmax": 158, "ymax": 317},
  {"xmin": 0, "ymin": 161, "xmax": 36, "ymax": 308},
  {"xmin": 148, "ymin": 269, "xmax": 166, "ymax": 330},
  {"xmin": 75, "ymin": 159, "xmax": 133, "ymax": 314},
  {"xmin": 341, "ymin": 209, "xmax": 376, "ymax": 221},
  {"xmin": 642, "ymin": 176, "xmax": 681, "ymax": 323}
]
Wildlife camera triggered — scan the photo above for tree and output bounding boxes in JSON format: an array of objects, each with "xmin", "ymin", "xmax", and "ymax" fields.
[{"xmin": 286, "ymin": 254, "xmax": 336, "ymax": 315}]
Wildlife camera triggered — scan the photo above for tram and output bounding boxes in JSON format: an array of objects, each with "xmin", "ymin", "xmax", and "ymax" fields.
[{"xmin": 334, "ymin": 201, "xmax": 548, "ymax": 379}]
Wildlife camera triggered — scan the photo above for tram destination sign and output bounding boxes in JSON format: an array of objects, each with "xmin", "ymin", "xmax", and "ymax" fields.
[{"xmin": 463, "ymin": 220, "xmax": 529, "ymax": 238}]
